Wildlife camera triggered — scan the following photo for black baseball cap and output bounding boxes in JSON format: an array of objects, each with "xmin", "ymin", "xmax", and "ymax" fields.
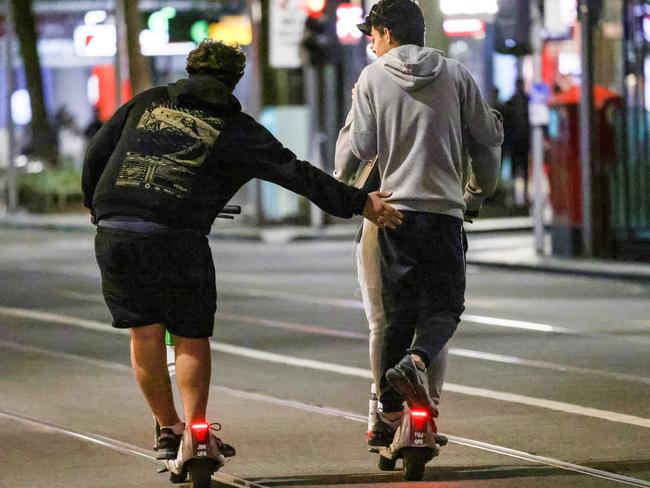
[{"xmin": 357, "ymin": 0, "xmax": 425, "ymax": 37}]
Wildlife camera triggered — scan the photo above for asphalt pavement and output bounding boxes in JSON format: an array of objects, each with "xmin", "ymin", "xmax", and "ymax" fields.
[
  {"xmin": 0, "ymin": 228, "xmax": 649, "ymax": 487},
  {"xmin": 1, "ymin": 211, "xmax": 650, "ymax": 282}
]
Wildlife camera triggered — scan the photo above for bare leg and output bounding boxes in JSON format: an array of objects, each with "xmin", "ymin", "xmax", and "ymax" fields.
[
  {"xmin": 174, "ymin": 336, "xmax": 211, "ymax": 426},
  {"xmin": 130, "ymin": 324, "xmax": 181, "ymax": 426}
]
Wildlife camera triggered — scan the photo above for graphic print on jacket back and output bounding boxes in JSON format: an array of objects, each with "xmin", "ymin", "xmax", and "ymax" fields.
[{"xmin": 116, "ymin": 104, "xmax": 223, "ymax": 198}]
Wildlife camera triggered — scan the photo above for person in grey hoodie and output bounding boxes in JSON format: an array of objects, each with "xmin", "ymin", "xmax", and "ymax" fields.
[{"xmin": 341, "ymin": 0, "xmax": 503, "ymax": 447}]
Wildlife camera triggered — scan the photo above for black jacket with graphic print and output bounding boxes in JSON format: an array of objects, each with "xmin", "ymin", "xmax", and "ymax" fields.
[{"xmin": 82, "ymin": 75, "xmax": 368, "ymax": 234}]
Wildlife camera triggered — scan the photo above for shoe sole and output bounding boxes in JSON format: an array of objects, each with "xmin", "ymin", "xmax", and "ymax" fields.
[
  {"xmin": 155, "ymin": 449, "xmax": 178, "ymax": 460},
  {"xmin": 367, "ymin": 438, "xmax": 391, "ymax": 448},
  {"xmin": 386, "ymin": 368, "xmax": 438, "ymax": 417},
  {"xmin": 435, "ymin": 434, "xmax": 448, "ymax": 447}
]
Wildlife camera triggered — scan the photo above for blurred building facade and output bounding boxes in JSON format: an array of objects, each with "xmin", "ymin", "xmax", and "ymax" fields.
[{"xmin": 1, "ymin": 0, "xmax": 649, "ymax": 259}]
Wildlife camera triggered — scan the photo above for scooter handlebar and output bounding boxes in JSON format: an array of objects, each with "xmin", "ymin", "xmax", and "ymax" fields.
[
  {"xmin": 221, "ymin": 205, "xmax": 241, "ymax": 215},
  {"xmin": 216, "ymin": 205, "xmax": 242, "ymax": 219}
]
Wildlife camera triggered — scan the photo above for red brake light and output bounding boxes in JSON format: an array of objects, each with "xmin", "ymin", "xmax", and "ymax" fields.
[
  {"xmin": 410, "ymin": 409, "xmax": 430, "ymax": 430},
  {"xmin": 191, "ymin": 422, "xmax": 209, "ymax": 442},
  {"xmin": 410, "ymin": 409, "xmax": 429, "ymax": 418}
]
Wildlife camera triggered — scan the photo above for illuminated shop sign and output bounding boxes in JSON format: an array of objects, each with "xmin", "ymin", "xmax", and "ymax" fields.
[
  {"xmin": 73, "ymin": 7, "xmax": 216, "ymax": 58},
  {"xmin": 544, "ymin": 0, "xmax": 577, "ymax": 37},
  {"xmin": 337, "ymin": 3, "xmax": 364, "ymax": 44},
  {"xmin": 443, "ymin": 19, "xmax": 485, "ymax": 37},
  {"xmin": 208, "ymin": 16, "xmax": 253, "ymax": 46},
  {"xmin": 190, "ymin": 16, "xmax": 253, "ymax": 46},
  {"xmin": 440, "ymin": 0, "xmax": 498, "ymax": 16},
  {"xmin": 139, "ymin": 7, "xmax": 195, "ymax": 56},
  {"xmin": 74, "ymin": 24, "xmax": 117, "ymax": 57}
]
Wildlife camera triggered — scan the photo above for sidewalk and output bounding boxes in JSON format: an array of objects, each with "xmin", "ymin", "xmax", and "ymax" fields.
[{"xmin": 1, "ymin": 211, "xmax": 649, "ymax": 282}]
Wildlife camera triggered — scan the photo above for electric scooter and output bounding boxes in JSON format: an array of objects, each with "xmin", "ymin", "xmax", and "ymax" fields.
[
  {"xmin": 368, "ymin": 383, "xmax": 447, "ymax": 481},
  {"xmin": 154, "ymin": 205, "xmax": 241, "ymax": 488}
]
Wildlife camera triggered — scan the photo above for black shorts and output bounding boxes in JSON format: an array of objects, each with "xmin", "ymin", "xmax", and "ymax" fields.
[{"xmin": 94, "ymin": 227, "xmax": 216, "ymax": 338}]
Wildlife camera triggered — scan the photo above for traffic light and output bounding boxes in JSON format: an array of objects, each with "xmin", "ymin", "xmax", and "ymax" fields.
[
  {"xmin": 301, "ymin": 0, "xmax": 340, "ymax": 65},
  {"xmin": 494, "ymin": 0, "xmax": 531, "ymax": 56}
]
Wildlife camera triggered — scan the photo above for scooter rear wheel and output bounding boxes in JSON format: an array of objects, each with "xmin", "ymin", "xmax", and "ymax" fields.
[
  {"xmin": 186, "ymin": 459, "xmax": 214, "ymax": 488},
  {"xmin": 402, "ymin": 448, "xmax": 427, "ymax": 481},
  {"xmin": 378, "ymin": 455, "xmax": 397, "ymax": 471}
]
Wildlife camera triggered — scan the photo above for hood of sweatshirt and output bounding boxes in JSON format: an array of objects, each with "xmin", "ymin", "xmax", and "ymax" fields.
[
  {"xmin": 379, "ymin": 45, "xmax": 445, "ymax": 92},
  {"xmin": 167, "ymin": 74, "xmax": 241, "ymax": 113}
]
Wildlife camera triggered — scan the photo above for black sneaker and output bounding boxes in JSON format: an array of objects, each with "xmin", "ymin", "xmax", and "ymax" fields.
[
  {"xmin": 209, "ymin": 423, "xmax": 236, "ymax": 457},
  {"xmin": 367, "ymin": 413, "xmax": 399, "ymax": 447},
  {"xmin": 434, "ymin": 433, "xmax": 448, "ymax": 447},
  {"xmin": 386, "ymin": 355, "xmax": 439, "ymax": 417},
  {"xmin": 155, "ymin": 427, "xmax": 182, "ymax": 460}
]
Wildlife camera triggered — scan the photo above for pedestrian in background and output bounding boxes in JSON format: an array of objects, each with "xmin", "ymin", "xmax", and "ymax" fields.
[
  {"xmin": 502, "ymin": 78, "xmax": 530, "ymax": 206},
  {"xmin": 84, "ymin": 107, "xmax": 104, "ymax": 142}
]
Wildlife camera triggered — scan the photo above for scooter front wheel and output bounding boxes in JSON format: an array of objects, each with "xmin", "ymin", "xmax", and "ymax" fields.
[
  {"xmin": 402, "ymin": 448, "xmax": 427, "ymax": 481},
  {"xmin": 186, "ymin": 459, "xmax": 215, "ymax": 488}
]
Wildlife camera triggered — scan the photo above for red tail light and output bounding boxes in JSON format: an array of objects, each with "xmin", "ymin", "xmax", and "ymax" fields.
[
  {"xmin": 191, "ymin": 422, "xmax": 209, "ymax": 443},
  {"xmin": 410, "ymin": 409, "xmax": 429, "ymax": 418},
  {"xmin": 410, "ymin": 409, "xmax": 429, "ymax": 430}
]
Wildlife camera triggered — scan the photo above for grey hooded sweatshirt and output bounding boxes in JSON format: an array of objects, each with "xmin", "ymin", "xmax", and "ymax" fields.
[{"xmin": 345, "ymin": 45, "xmax": 503, "ymax": 220}]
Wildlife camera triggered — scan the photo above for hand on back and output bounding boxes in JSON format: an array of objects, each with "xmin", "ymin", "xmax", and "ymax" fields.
[{"xmin": 363, "ymin": 191, "xmax": 403, "ymax": 229}]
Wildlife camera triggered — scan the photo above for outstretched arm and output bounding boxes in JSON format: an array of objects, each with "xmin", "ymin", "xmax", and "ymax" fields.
[{"xmin": 239, "ymin": 114, "xmax": 401, "ymax": 227}]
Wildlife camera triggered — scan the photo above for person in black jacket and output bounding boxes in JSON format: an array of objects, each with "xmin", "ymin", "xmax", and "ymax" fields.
[{"xmin": 82, "ymin": 39, "xmax": 402, "ymax": 461}]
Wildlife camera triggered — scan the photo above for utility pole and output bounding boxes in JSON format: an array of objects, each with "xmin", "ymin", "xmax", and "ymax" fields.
[
  {"xmin": 578, "ymin": 0, "xmax": 595, "ymax": 256},
  {"xmin": 248, "ymin": 0, "xmax": 263, "ymax": 226},
  {"xmin": 248, "ymin": 0, "xmax": 263, "ymax": 119},
  {"xmin": 530, "ymin": 0, "xmax": 545, "ymax": 254},
  {"xmin": 114, "ymin": 0, "xmax": 128, "ymax": 105},
  {"xmin": 10, "ymin": 0, "xmax": 58, "ymax": 165},
  {"xmin": 4, "ymin": 0, "xmax": 17, "ymax": 213},
  {"xmin": 305, "ymin": 64, "xmax": 326, "ymax": 229},
  {"xmin": 121, "ymin": 0, "xmax": 152, "ymax": 95}
]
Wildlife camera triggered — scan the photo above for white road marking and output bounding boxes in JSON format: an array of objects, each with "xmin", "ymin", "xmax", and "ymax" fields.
[
  {"xmin": 57, "ymin": 290, "xmax": 105, "ymax": 303},
  {"xmin": 222, "ymin": 287, "xmax": 576, "ymax": 333},
  {"xmin": 2, "ymin": 306, "xmax": 650, "ymax": 429},
  {"xmin": 462, "ymin": 313, "xmax": 574, "ymax": 334},
  {"xmin": 449, "ymin": 348, "xmax": 650, "ymax": 386},
  {"xmin": 56, "ymin": 291, "xmax": 650, "ymax": 386},
  {"xmin": 223, "ymin": 286, "xmax": 366, "ymax": 309},
  {"xmin": 1, "ymin": 341, "xmax": 649, "ymax": 487},
  {"xmin": 216, "ymin": 312, "xmax": 368, "ymax": 340}
]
